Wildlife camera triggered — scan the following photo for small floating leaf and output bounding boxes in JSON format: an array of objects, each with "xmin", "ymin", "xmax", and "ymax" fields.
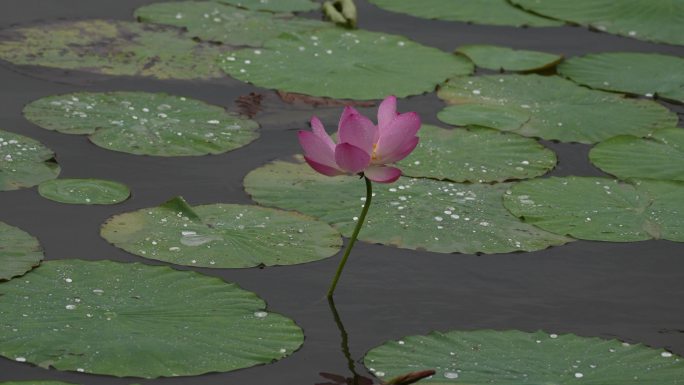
[
  {"xmin": 364, "ymin": 330, "xmax": 684, "ymax": 384},
  {"xmin": 0, "ymin": 382, "xmax": 77, "ymax": 385},
  {"xmin": 397, "ymin": 125, "xmax": 556, "ymax": 183},
  {"xmin": 590, "ymin": 128, "xmax": 684, "ymax": 182},
  {"xmin": 437, "ymin": 74, "xmax": 677, "ymax": 143},
  {"xmin": 244, "ymin": 159, "xmax": 570, "ymax": 254},
  {"xmin": 503, "ymin": 176, "xmax": 684, "ymax": 242},
  {"xmin": 23, "ymin": 92, "xmax": 259, "ymax": 156},
  {"xmin": 218, "ymin": 0, "xmax": 319, "ymax": 12},
  {"xmin": 511, "ymin": 0, "xmax": 684, "ymax": 46},
  {"xmin": 456, "ymin": 44, "xmax": 563, "ymax": 72},
  {"xmin": 367, "ymin": 0, "xmax": 562, "ymax": 27},
  {"xmin": 558, "ymin": 52, "xmax": 684, "ymax": 104},
  {"xmin": 0, "ymin": 260, "xmax": 304, "ymax": 378},
  {"xmin": 0, "ymin": 129, "xmax": 60, "ymax": 191},
  {"xmin": 101, "ymin": 197, "xmax": 342, "ymax": 268},
  {"xmin": 0, "ymin": 222, "xmax": 43, "ymax": 281},
  {"xmin": 135, "ymin": 1, "xmax": 333, "ymax": 47},
  {"xmin": 0, "ymin": 20, "xmax": 227, "ymax": 80},
  {"xmin": 38, "ymin": 179, "xmax": 130, "ymax": 205},
  {"xmin": 220, "ymin": 29, "xmax": 473, "ymax": 100}
]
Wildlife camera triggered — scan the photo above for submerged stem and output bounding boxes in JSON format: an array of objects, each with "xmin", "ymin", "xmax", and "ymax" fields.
[
  {"xmin": 327, "ymin": 176, "xmax": 372, "ymax": 298},
  {"xmin": 327, "ymin": 296, "xmax": 361, "ymax": 383}
]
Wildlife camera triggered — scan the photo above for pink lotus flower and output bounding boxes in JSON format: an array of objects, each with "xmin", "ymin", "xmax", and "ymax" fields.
[{"xmin": 298, "ymin": 96, "xmax": 420, "ymax": 184}]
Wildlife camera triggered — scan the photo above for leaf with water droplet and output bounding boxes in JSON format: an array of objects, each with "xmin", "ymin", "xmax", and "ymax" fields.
[
  {"xmin": 0, "ymin": 260, "xmax": 304, "ymax": 378},
  {"xmin": 135, "ymin": 1, "xmax": 334, "ymax": 47},
  {"xmin": 365, "ymin": 329, "xmax": 684, "ymax": 384},
  {"xmin": 438, "ymin": 74, "xmax": 676, "ymax": 144},
  {"xmin": 220, "ymin": 29, "xmax": 473, "ymax": 100},
  {"xmin": 101, "ymin": 197, "xmax": 342, "ymax": 268},
  {"xmin": 0, "ymin": 129, "xmax": 60, "ymax": 191},
  {"xmin": 511, "ymin": 0, "xmax": 684, "ymax": 46},
  {"xmin": 218, "ymin": 0, "xmax": 319, "ymax": 12},
  {"xmin": 457, "ymin": 44, "xmax": 563, "ymax": 72},
  {"xmin": 398, "ymin": 125, "xmax": 557, "ymax": 183},
  {"xmin": 504, "ymin": 176, "xmax": 684, "ymax": 242},
  {"xmin": 244, "ymin": 158, "xmax": 570, "ymax": 254},
  {"xmin": 38, "ymin": 179, "xmax": 130, "ymax": 205},
  {"xmin": 367, "ymin": 0, "xmax": 562, "ymax": 26},
  {"xmin": 559, "ymin": 52, "xmax": 684, "ymax": 104},
  {"xmin": 0, "ymin": 222, "xmax": 44, "ymax": 281},
  {"xmin": 23, "ymin": 92, "xmax": 259, "ymax": 156}
]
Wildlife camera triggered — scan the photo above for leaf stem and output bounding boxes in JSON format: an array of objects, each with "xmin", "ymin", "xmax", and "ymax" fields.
[{"xmin": 327, "ymin": 176, "xmax": 372, "ymax": 297}]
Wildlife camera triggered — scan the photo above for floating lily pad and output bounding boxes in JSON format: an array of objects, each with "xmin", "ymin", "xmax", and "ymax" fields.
[
  {"xmin": 503, "ymin": 176, "xmax": 684, "ymax": 242},
  {"xmin": 244, "ymin": 159, "xmax": 570, "ymax": 254},
  {"xmin": 558, "ymin": 53, "xmax": 684, "ymax": 104},
  {"xmin": 364, "ymin": 329, "xmax": 684, "ymax": 384},
  {"xmin": 437, "ymin": 74, "xmax": 677, "ymax": 144},
  {"xmin": 590, "ymin": 128, "xmax": 684, "ymax": 182},
  {"xmin": 0, "ymin": 20, "xmax": 227, "ymax": 80},
  {"xmin": 397, "ymin": 125, "xmax": 556, "ymax": 183},
  {"xmin": 0, "ymin": 129, "xmax": 60, "ymax": 191},
  {"xmin": 220, "ymin": 29, "xmax": 473, "ymax": 100},
  {"xmin": 136, "ymin": 2, "xmax": 332, "ymax": 47},
  {"xmin": 511, "ymin": 0, "xmax": 684, "ymax": 46},
  {"xmin": 101, "ymin": 197, "xmax": 341, "ymax": 268},
  {"xmin": 456, "ymin": 44, "xmax": 563, "ymax": 72},
  {"xmin": 367, "ymin": 0, "xmax": 561, "ymax": 27},
  {"xmin": 0, "ymin": 382, "xmax": 77, "ymax": 385},
  {"xmin": 38, "ymin": 179, "xmax": 130, "ymax": 205},
  {"xmin": 218, "ymin": 0, "xmax": 319, "ymax": 12},
  {"xmin": 0, "ymin": 259, "xmax": 304, "ymax": 378},
  {"xmin": 23, "ymin": 92, "xmax": 259, "ymax": 156},
  {"xmin": 0, "ymin": 222, "xmax": 43, "ymax": 281}
]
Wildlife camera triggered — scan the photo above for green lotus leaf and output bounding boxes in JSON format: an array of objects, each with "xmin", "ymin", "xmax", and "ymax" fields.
[
  {"xmin": 101, "ymin": 197, "xmax": 342, "ymax": 268},
  {"xmin": 135, "ymin": 1, "xmax": 333, "ymax": 47},
  {"xmin": 398, "ymin": 125, "xmax": 556, "ymax": 183},
  {"xmin": 220, "ymin": 29, "xmax": 473, "ymax": 100},
  {"xmin": 558, "ymin": 52, "xmax": 684, "ymax": 104},
  {"xmin": 364, "ymin": 329, "xmax": 684, "ymax": 384},
  {"xmin": 0, "ymin": 20, "xmax": 227, "ymax": 80},
  {"xmin": 0, "ymin": 382, "xmax": 77, "ymax": 385},
  {"xmin": 38, "ymin": 179, "xmax": 130, "ymax": 205},
  {"xmin": 0, "ymin": 222, "xmax": 43, "ymax": 281},
  {"xmin": 590, "ymin": 128, "xmax": 684, "ymax": 182},
  {"xmin": 0, "ymin": 260, "xmax": 304, "ymax": 378},
  {"xmin": 511, "ymin": 0, "xmax": 684, "ymax": 46},
  {"xmin": 503, "ymin": 176, "xmax": 684, "ymax": 242},
  {"xmin": 367, "ymin": 0, "xmax": 562, "ymax": 27},
  {"xmin": 218, "ymin": 0, "xmax": 319, "ymax": 12},
  {"xmin": 244, "ymin": 159, "xmax": 570, "ymax": 254},
  {"xmin": 23, "ymin": 92, "xmax": 259, "ymax": 156},
  {"xmin": 0, "ymin": 129, "xmax": 60, "ymax": 191},
  {"xmin": 456, "ymin": 44, "xmax": 563, "ymax": 72},
  {"xmin": 437, "ymin": 74, "xmax": 677, "ymax": 144}
]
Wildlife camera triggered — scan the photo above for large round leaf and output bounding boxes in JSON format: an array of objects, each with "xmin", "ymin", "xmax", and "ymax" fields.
[
  {"xmin": 0, "ymin": 129, "xmax": 60, "ymax": 191},
  {"xmin": 220, "ymin": 29, "xmax": 473, "ymax": 100},
  {"xmin": 364, "ymin": 329, "xmax": 684, "ymax": 384},
  {"xmin": 38, "ymin": 179, "xmax": 130, "ymax": 205},
  {"xmin": 0, "ymin": 20, "xmax": 227, "ymax": 80},
  {"xmin": 589, "ymin": 128, "xmax": 684, "ymax": 182},
  {"xmin": 503, "ymin": 176, "xmax": 684, "ymax": 242},
  {"xmin": 0, "ymin": 222, "xmax": 43, "ymax": 281},
  {"xmin": 23, "ymin": 92, "xmax": 259, "ymax": 156},
  {"xmin": 101, "ymin": 197, "xmax": 342, "ymax": 268},
  {"xmin": 437, "ymin": 74, "xmax": 677, "ymax": 144},
  {"xmin": 511, "ymin": 0, "xmax": 684, "ymax": 46},
  {"xmin": 244, "ymin": 159, "xmax": 570, "ymax": 254},
  {"xmin": 397, "ymin": 125, "xmax": 556, "ymax": 183},
  {"xmin": 135, "ymin": 1, "xmax": 332, "ymax": 47},
  {"xmin": 456, "ymin": 44, "xmax": 563, "ymax": 72},
  {"xmin": 367, "ymin": 0, "xmax": 561, "ymax": 27},
  {"xmin": 558, "ymin": 53, "xmax": 684, "ymax": 104},
  {"xmin": 218, "ymin": 0, "xmax": 319, "ymax": 12},
  {"xmin": 0, "ymin": 260, "xmax": 304, "ymax": 378}
]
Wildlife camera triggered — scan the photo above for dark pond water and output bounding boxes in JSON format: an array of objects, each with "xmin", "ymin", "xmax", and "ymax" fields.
[{"xmin": 1, "ymin": 1, "xmax": 683, "ymax": 384}]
